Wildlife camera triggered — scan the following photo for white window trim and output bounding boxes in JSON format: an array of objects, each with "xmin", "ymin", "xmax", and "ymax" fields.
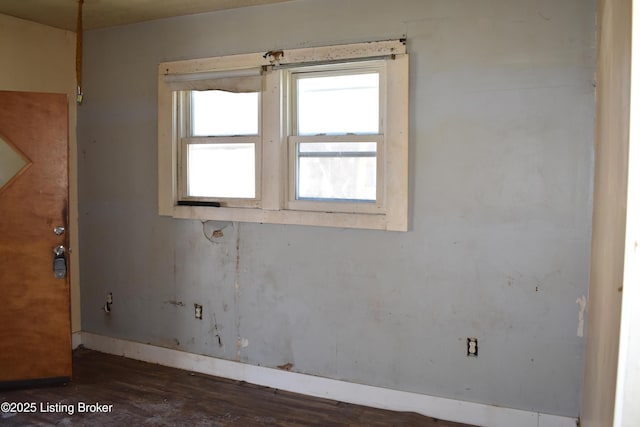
[
  {"xmin": 158, "ymin": 40, "xmax": 409, "ymax": 231},
  {"xmin": 176, "ymin": 88, "xmax": 262, "ymax": 208}
]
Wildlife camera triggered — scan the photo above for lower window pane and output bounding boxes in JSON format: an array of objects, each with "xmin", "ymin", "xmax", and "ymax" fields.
[
  {"xmin": 188, "ymin": 144, "xmax": 255, "ymax": 198},
  {"xmin": 297, "ymin": 142, "xmax": 376, "ymax": 202}
]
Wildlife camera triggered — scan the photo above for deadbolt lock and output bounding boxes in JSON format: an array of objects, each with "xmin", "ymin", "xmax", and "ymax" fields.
[{"xmin": 53, "ymin": 245, "xmax": 67, "ymax": 279}]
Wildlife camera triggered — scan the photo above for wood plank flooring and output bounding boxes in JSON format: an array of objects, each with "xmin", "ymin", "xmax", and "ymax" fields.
[{"xmin": 0, "ymin": 348, "xmax": 476, "ymax": 426}]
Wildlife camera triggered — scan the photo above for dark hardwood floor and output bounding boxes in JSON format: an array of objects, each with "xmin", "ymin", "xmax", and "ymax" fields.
[{"xmin": 0, "ymin": 348, "xmax": 476, "ymax": 426}]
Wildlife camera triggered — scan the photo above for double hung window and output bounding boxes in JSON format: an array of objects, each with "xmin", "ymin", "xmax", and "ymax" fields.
[
  {"xmin": 287, "ymin": 62, "xmax": 383, "ymax": 212},
  {"xmin": 158, "ymin": 40, "xmax": 408, "ymax": 230},
  {"xmin": 166, "ymin": 69, "xmax": 262, "ymax": 206}
]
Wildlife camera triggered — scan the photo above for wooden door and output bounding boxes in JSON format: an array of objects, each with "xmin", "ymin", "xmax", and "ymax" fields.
[{"xmin": 0, "ymin": 91, "xmax": 71, "ymax": 386}]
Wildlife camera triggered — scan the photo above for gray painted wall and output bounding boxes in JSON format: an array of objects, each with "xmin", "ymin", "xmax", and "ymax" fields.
[{"xmin": 78, "ymin": 0, "xmax": 595, "ymax": 417}]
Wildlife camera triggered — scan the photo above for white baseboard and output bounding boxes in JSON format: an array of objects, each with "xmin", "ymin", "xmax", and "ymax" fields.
[
  {"xmin": 79, "ymin": 332, "xmax": 577, "ymax": 427},
  {"xmin": 71, "ymin": 331, "xmax": 82, "ymax": 350}
]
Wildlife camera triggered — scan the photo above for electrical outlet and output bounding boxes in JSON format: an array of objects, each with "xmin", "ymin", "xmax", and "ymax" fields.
[
  {"xmin": 194, "ymin": 304, "xmax": 203, "ymax": 320},
  {"xmin": 467, "ymin": 337, "xmax": 478, "ymax": 357}
]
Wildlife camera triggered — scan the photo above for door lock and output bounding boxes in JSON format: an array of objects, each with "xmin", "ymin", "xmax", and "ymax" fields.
[{"xmin": 53, "ymin": 245, "xmax": 67, "ymax": 279}]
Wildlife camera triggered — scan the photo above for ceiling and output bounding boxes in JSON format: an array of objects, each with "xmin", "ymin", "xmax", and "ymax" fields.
[{"xmin": 0, "ymin": 0, "xmax": 294, "ymax": 32}]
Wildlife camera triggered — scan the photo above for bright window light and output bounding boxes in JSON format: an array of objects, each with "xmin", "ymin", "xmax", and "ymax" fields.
[
  {"xmin": 297, "ymin": 142, "xmax": 377, "ymax": 202},
  {"xmin": 187, "ymin": 143, "xmax": 255, "ymax": 198},
  {"xmin": 192, "ymin": 90, "xmax": 259, "ymax": 136},
  {"xmin": 296, "ymin": 73, "xmax": 379, "ymax": 135}
]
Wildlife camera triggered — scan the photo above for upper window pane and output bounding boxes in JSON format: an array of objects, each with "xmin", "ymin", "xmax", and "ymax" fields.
[
  {"xmin": 191, "ymin": 90, "xmax": 259, "ymax": 136},
  {"xmin": 295, "ymin": 72, "xmax": 379, "ymax": 135}
]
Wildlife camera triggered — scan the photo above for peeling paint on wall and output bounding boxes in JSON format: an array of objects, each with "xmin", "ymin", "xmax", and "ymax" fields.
[
  {"xmin": 209, "ymin": 311, "xmax": 223, "ymax": 348},
  {"xmin": 576, "ymin": 295, "xmax": 587, "ymax": 337}
]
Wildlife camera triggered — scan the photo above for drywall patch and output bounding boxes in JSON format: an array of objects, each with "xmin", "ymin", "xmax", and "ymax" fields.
[
  {"xmin": 277, "ymin": 362, "xmax": 294, "ymax": 371},
  {"xmin": 233, "ymin": 223, "xmax": 242, "ymax": 360},
  {"xmin": 201, "ymin": 220, "xmax": 233, "ymax": 244},
  {"xmin": 576, "ymin": 295, "xmax": 587, "ymax": 337},
  {"xmin": 164, "ymin": 300, "xmax": 185, "ymax": 307},
  {"xmin": 236, "ymin": 337, "xmax": 249, "ymax": 360}
]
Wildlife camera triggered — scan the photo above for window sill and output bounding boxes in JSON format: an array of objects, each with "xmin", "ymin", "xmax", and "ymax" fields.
[{"xmin": 162, "ymin": 204, "xmax": 407, "ymax": 231}]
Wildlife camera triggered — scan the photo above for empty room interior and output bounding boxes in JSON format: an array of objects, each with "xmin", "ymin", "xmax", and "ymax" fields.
[{"xmin": 1, "ymin": 0, "xmax": 639, "ymax": 426}]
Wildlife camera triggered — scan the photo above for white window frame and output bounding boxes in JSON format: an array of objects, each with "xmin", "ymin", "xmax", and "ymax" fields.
[
  {"xmin": 158, "ymin": 40, "xmax": 409, "ymax": 231},
  {"xmin": 286, "ymin": 61, "xmax": 385, "ymax": 214},
  {"xmin": 177, "ymin": 90, "xmax": 262, "ymax": 208}
]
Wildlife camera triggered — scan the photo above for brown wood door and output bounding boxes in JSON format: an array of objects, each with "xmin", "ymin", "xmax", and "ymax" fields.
[{"xmin": 0, "ymin": 91, "xmax": 71, "ymax": 385}]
